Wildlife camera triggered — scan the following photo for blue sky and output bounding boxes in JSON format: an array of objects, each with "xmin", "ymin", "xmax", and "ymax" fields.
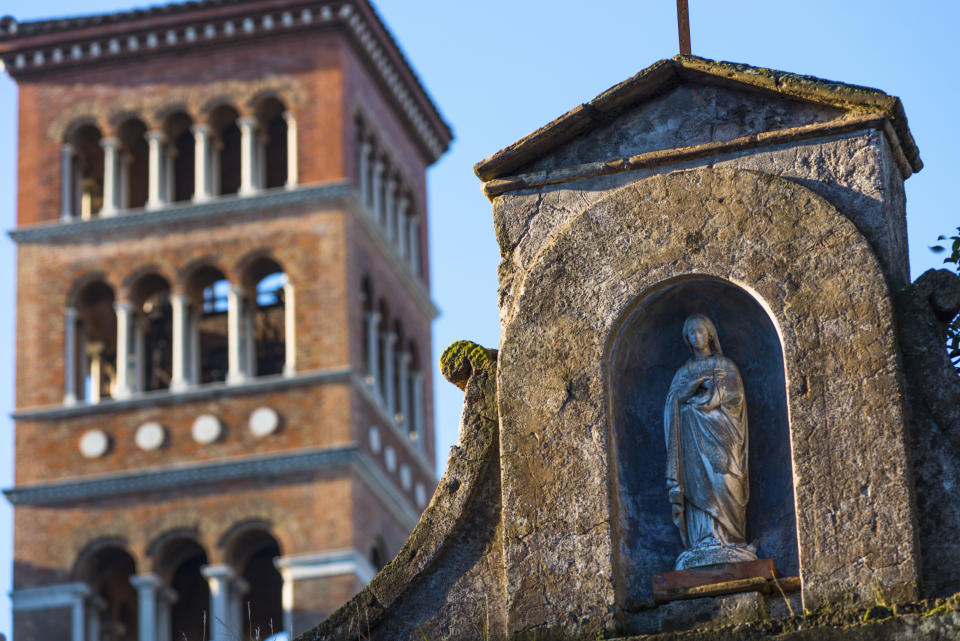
[{"xmin": 0, "ymin": 0, "xmax": 956, "ymax": 635}]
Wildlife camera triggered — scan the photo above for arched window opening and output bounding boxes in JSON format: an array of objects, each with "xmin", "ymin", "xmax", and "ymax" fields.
[
  {"xmin": 130, "ymin": 274, "xmax": 173, "ymax": 393},
  {"xmin": 255, "ymin": 96, "xmax": 288, "ymax": 189},
  {"xmin": 377, "ymin": 300, "xmax": 390, "ymax": 402},
  {"xmin": 392, "ymin": 320, "xmax": 405, "ymax": 422},
  {"xmin": 187, "ymin": 266, "xmax": 230, "ymax": 384},
  {"xmin": 243, "ymin": 257, "xmax": 287, "ymax": 378},
  {"xmin": 73, "ymin": 280, "xmax": 117, "ymax": 403},
  {"xmin": 65, "ymin": 124, "xmax": 105, "ymax": 219},
  {"xmin": 163, "ymin": 111, "xmax": 195, "ymax": 203},
  {"xmin": 155, "ymin": 538, "xmax": 209, "ymax": 641},
  {"xmin": 210, "ymin": 105, "xmax": 241, "ymax": 196},
  {"xmin": 227, "ymin": 528, "xmax": 283, "ymax": 640},
  {"xmin": 117, "ymin": 118, "xmax": 149, "ymax": 210},
  {"xmin": 407, "ymin": 340, "xmax": 424, "ymax": 446},
  {"xmin": 361, "ymin": 277, "xmax": 374, "ymax": 382},
  {"xmin": 75, "ymin": 545, "xmax": 138, "ymax": 641}
]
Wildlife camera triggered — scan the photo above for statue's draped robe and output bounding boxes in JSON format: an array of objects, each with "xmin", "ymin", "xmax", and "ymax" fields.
[{"xmin": 665, "ymin": 354, "xmax": 748, "ymax": 548}]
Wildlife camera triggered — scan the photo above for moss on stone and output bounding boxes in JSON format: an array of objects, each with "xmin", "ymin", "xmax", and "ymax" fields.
[{"xmin": 441, "ymin": 340, "xmax": 497, "ymax": 390}]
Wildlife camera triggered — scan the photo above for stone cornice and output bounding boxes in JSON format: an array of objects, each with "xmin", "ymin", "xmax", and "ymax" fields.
[
  {"xmin": 0, "ymin": 0, "xmax": 451, "ymax": 162},
  {"xmin": 7, "ymin": 182, "xmax": 438, "ymax": 319},
  {"xmin": 3, "ymin": 444, "xmax": 422, "ymax": 529},
  {"xmin": 12, "ymin": 369, "xmax": 436, "ymax": 486},
  {"xmin": 9, "ymin": 182, "xmax": 351, "ymax": 242},
  {"xmin": 11, "ymin": 367, "xmax": 353, "ymax": 420}
]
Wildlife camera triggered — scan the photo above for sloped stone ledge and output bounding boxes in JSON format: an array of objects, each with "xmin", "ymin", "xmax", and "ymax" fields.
[{"xmin": 298, "ymin": 341, "xmax": 501, "ymax": 641}]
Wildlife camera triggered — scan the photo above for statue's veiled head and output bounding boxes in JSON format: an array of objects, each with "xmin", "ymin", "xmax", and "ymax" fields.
[{"xmin": 682, "ymin": 313, "xmax": 723, "ymax": 357}]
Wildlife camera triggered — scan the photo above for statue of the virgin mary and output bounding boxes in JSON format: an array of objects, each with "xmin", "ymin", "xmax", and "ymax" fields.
[{"xmin": 664, "ymin": 313, "xmax": 756, "ymax": 570}]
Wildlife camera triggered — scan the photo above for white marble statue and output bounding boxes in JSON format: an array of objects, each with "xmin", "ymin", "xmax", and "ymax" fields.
[{"xmin": 664, "ymin": 313, "xmax": 756, "ymax": 570}]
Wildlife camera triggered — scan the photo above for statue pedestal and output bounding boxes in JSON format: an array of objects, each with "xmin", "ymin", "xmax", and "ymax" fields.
[{"xmin": 652, "ymin": 558, "xmax": 788, "ymax": 604}]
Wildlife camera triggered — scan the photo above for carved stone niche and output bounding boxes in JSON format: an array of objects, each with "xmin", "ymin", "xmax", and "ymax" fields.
[{"xmin": 607, "ymin": 278, "xmax": 797, "ymax": 606}]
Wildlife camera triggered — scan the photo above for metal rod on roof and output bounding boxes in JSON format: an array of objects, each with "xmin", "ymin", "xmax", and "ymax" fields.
[{"xmin": 677, "ymin": 0, "xmax": 691, "ymax": 55}]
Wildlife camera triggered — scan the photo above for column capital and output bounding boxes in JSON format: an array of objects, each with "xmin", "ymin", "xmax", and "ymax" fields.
[
  {"xmin": 282, "ymin": 110, "xmax": 295, "ymax": 123},
  {"xmin": 65, "ymin": 306, "xmax": 77, "ymax": 318},
  {"xmin": 169, "ymin": 292, "xmax": 189, "ymax": 304},
  {"xmin": 382, "ymin": 331, "xmax": 397, "ymax": 345},
  {"xmin": 238, "ymin": 116, "xmax": 257, "ymax": 129},
  {"xmin": 365, "ymin": 310, "xmax": 381, "ymax": 323},
  {"xmin": 99, "ymin": 136, "xmax": 118, "ymax": 149},
  {"xmin": 191, "ymin": 123, "xmax": 210, "ymax": 135},
  {"xmin": 398, "ymin": 351, "xmax": 412, "ymax": 365},
  {"xmin": 113, "ymin": 300, "xmax": 133, "ymax": 313},
  {"xmin": 129, "ymin": 573, "xmax": 162, "ymax": 589},
  {"xmin": 373, "ymin": 158, "xmax": 385, "ymax": 172},
  {"xmin": 201, "ymin": 563, "xmax": 236, "ymax": 581},
  {"xmin": 61, "ymin": 142, "xmax": 75, "ymax": 153},
  {"xmin": 360, "ymin": 139, "xmax": 372, "ymax": 153},
  {"xmin": 145, "ymin": 129, "xmax": 166, "ymax": 142}
]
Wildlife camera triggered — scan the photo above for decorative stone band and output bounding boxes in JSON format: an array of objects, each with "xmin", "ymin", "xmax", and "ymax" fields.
[
  {"xmin": 6, "ymin": 183, "xmax": 437, "ymax": 320},
  {"xmin": 10, "ymin": 582, "xmax": 91, "ymax": 611},
  {"xmin": 481, "ymin": 115, "xmax": 915, "ymax": 199},
  {"xmin": 0, "ymin": 2, "xmax": 448, "ymax": 161},
  {"xmin": 275, "ymin": 549, "xmax": 378, "ymax": 585},
  {"xmin": 3, "ymin": 444, "xmax": 420, "ymax": 531},
  {"xmin": 9, "ymin": 182, "xmax": 349, "ymax": 242}
]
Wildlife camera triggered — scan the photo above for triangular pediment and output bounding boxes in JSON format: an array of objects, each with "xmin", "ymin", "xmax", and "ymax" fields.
[{"xmin": 474, "ymin": 55, "xmax": 920, "ymax": 181}]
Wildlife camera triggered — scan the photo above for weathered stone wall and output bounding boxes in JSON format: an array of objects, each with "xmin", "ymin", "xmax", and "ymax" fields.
[{"xmin": 495, "ymin": 168, "xmax": 918, "ymax": 638}]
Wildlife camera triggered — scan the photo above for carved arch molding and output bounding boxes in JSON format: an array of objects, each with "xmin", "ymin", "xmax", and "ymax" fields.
[{"xmin": 49, "ymin": 73, "xmax": 307, "ymax": 141}]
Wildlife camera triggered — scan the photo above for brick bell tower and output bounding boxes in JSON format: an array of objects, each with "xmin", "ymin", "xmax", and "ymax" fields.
[{"xmin": 0, "ymin": 1, "xmax": 450, "ymax": 639}]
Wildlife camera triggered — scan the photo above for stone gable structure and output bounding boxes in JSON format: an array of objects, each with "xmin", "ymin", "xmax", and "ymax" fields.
[
  {"xmin": 0, "ymin": 1, "xmax": 451, "ymax": 640},
  {"xmin": 303, "ymin": 57, "xmax": 960, "ymax": 640}
]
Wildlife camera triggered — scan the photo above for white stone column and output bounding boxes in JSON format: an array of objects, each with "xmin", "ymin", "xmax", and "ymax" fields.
[
  {"xmin": 100, "ymin": 137, "xmax": 119, "ymax": 216},
  {"xmin": 239, "ymin": 117, "xmax": 257, "ymax": 196},
  {"xmin": 114, "ymin": 301, "xmax": 133, "ymax": 399},
  {"xmin": 382, "ymin": 332, "xmax": 396, "ymax": 414},
  {"xmin": 384, "ymin": 175, "xmax": 397, "ymax": 244},
  {"xmin": 365, "ymin": 311, "xmax": 381, "ymax": 396},
  {"xmin": 64, "ymin": 307, "xmax": 77, "ymax": 406},
  {"xmin": 119, "ymin": 152, "xmax": 131, "ymax": 211},
  {"xmin": 229, "ymin": 577, "xmax": 249, "ymax": 637},
  {"xmin": 411, "ymin": 370, "xmax": 424, "ymax": 448},
  {"xmin": 279, "ymin": 566, "xmax": 294, "ymax": 637},
  {"xmin": 60, "ymin": 143, "xmax": 74, "ymax": 220},
  {"xmin": 283, "ymin": 281, "xmax": 296, "ymax": 377},
  {"xmin": 358, "ymin": 140, "xmax": 371, "ymax": 209},
  {"xmin": 201, "ymin": 565, "xmax": 234, "ymax": 641},
  {"xmin": 397, "ymin": 196, "xmax": 410, "ymax": 259},
  {"xmin": 71, "ymin": 591, "xmax": 86, "ymax": 641},
  {"xmin": 86, "ymin": 341, "xmax": 103, "ymax": 404},
  {"xmin": 192, "ymin": 124, "xmax": 211, "ymax": 203},
  {"xmin": 130, "ymin": 573, "xmax": 160, "ymax": 641},
  {"xmin": 85, "ymin": 595, "xmax": 105, "ymax": 641},
  {"xmin": 372, "ymin": 158, "xmax": 385, "ymax": 226},
  {"xmin": 284, "ymin": 111, "xmax": 298, "ymax": 188},
  {"xmin": 157, "ymin": 588, "xmax": 178, "ymax": 641},
  {"xmin": 227, "ymin": 285, "xmax": 246, "ymax": 384},
  {"xmin": 146, "ymin": 130, "xmax": 166, "ymax": 210},
  {"xmin": 398, "ymin": 351, "xmax": 411, "ymax": 432},
  {"xmin": 408, "ymin": 216, "xmax": 421, "ymax": 275},
  {"xmin": 170, "ymin": 293, "xmax": 189, "ymax": 392}
]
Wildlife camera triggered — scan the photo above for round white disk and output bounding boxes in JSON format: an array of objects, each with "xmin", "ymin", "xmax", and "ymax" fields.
[
  {"xmin": 79, "ymin": 430, "xmax": 109, "ymax": 459},
  {"xmin": 192, "ymin": 414, "xmax": 223, "ymax": 444},
  {"xmin": 249, "ymin": 406, "xmax": 280, "ymax": 437},
  {"xmin": 135, "ymin": 422, "xmax": 166, "ymax": 451}
]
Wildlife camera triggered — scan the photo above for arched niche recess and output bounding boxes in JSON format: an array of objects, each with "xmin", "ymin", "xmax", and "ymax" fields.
[{"xmin": 607, "ymin": 277, "xmax": 797, "ymax": 603}]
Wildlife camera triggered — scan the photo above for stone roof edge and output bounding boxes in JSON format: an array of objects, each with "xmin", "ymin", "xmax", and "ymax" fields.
[
  {"xmin": 0, "ymin": 0, "xmax": 452, "ymax": 161},
  {"xmin": 298, "ymin": 342, "xmax": 499, "ymax": 641},
  {"xmin": 473, "ymin": 55, "xmax": 922, "ymax": 182}
]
